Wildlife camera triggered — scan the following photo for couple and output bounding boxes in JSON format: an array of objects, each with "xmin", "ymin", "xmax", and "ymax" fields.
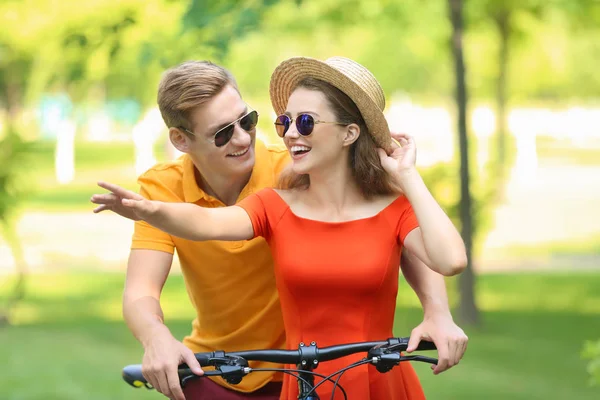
[{"xmin": 92, "ymin": 56, "xmax": 468, "ymax": 400}]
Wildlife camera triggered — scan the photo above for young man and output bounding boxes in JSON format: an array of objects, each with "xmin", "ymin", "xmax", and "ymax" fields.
[{"xmin": 92, "ymin": 61, "xmax": 467, "ymax": 400}]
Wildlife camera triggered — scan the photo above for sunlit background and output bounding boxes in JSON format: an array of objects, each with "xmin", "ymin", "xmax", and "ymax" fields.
[{"xmin": 1, "ymin": 0, "xmax": 599, "ymax": 399}]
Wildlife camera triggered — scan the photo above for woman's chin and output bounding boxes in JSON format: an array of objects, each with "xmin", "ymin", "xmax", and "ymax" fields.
[{"xmin": 291, "ymin": 161, "xmax": 311, "ymax": 175}]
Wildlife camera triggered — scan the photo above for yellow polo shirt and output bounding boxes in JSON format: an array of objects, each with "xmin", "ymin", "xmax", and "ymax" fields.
[{"xmin": 131, "ymin": 139, "xmax": 290, "ymax": 392}]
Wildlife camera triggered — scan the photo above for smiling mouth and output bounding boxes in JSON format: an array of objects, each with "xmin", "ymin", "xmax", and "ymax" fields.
[
  {"xmin": 290, "ymin": 145, "xmax": 311, "ymax": 157},
  {"xmin": 227, "ymin": 147, "xmax": 249, "ymax": 157}
]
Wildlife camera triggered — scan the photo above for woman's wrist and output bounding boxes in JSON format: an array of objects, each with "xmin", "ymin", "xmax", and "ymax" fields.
[{"xmin": 394, "ymin": 167, "xmax": 422, "ymax": 194}]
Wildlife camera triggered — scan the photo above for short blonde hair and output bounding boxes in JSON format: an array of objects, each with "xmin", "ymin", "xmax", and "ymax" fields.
[{"xmin": 157, "ymin": 61, "xmax": 238, "ymax": 130}]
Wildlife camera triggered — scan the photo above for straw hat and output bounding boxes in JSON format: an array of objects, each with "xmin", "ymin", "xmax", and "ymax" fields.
[{"xmin": 269, "ymin": 56, "xmax": 392, "ymax": 152}]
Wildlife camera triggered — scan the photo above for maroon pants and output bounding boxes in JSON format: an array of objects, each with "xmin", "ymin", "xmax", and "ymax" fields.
[{"xmin": 183, "ymin": 378, "xmax": 282, "ymax": 400}]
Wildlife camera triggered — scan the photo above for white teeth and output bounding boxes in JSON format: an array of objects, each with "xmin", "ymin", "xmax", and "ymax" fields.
[
  {"xmin": 290, "ymin": 145, "xmax": 311, "ymax": 153},
  {"xmin": 229, "ymin": 148, "xmax": 248, "ymax": 156}
]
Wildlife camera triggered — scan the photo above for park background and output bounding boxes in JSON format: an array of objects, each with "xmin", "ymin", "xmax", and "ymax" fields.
[{"xmin": 1, "ymin": 0, "xmax": 599, "ymax": 399}]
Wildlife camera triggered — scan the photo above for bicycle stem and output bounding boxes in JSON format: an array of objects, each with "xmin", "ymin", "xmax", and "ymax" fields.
[{"xmin": 296, "ymin": 341, "xmax": 320, "ymax": 399}]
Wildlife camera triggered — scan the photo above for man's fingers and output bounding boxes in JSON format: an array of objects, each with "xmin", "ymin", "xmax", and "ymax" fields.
[
  {"xmin": 154, "ymin": 371, "xmax": 171, "ymax": 398},
  {"xmin": 145, "ymin": 372, "xmax": 163, "ymax": 395},
  {"xmin": 183, "ymin": 350, "xmax": 204, "ymax": 376},
  {"xmin": 166, "ymin": 367, "xmax": 185, "ymax": 400}
]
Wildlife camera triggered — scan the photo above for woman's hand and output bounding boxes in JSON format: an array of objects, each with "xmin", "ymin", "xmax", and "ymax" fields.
[
  {"xmin": 377, "ymin": 132, "xmax": 418, "ymax": 191},
  {"xmin": 93, "ymin": 181, "xmax": 159, "ymax": 221}
]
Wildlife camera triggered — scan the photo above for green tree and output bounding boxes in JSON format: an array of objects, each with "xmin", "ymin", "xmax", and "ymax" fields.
[
  {"xmin": 0, "ymin": 0, "xmax": 281, "ymax": 325},
  {"xmin": 0, "ymin": 131, "xmax": 36, "ymax": 326},
  {"xmin": 466, "ymin": 0, "xmax": 544, "ymax": 188},
  {"xmin": 447, "ymin": 0, "xmax": 479, "ymax": 325}
]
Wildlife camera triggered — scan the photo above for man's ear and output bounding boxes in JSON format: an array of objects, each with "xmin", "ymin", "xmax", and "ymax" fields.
[
  {"xmin": 169, "ymin": 127, "xmax": 192, "ymax": 153},
  {"xmin": 342, "ymin": 123, "xmax": 360, "ymax": 147}
]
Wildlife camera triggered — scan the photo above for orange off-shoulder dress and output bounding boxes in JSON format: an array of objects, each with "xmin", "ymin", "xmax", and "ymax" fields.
[{"xmin": 238, "ymin": 188, "xmax": 426, "ymax": 400}]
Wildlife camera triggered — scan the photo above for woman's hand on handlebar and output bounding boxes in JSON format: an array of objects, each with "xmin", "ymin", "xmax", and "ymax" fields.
[
  {"xmin": 141, "ymin": 326, "xmax": 203, "ymax": 400},
  {"xmin": 406, "ymin": 313, "xmax": 468, "ymax": 375}
]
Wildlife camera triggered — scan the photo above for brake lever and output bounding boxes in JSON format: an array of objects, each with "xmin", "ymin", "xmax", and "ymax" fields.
[
  {"xmin": 181, "ymin": 354, "xmax": 251, "ymax": 387},
  {"xmin": 367, "ymin": 346, "xmax": 439, "ymax": 373}
]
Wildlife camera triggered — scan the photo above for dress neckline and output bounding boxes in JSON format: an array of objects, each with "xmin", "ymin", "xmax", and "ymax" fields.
[{"xmin": 267, "ymin": 188, "xmax": 405, "ymax": 225}]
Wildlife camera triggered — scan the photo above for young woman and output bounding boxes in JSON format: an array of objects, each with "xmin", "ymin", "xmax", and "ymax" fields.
[{"xmin": 99, "ymin": 56, "xmax": 467, "ymax": 399}]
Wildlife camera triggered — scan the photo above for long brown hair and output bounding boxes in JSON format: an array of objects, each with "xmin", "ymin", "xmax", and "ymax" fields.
[{"xmin": 278, "ymin": 77, "xmax": 396, "ymax": 198}]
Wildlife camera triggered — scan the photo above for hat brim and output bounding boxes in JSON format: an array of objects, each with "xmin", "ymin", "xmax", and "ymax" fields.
[{"xmin": 269, "ymin": 57, "xmax": 392, "ymax": 153}]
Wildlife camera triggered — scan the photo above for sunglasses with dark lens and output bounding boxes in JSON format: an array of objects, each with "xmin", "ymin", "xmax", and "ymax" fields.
[
  {"xmin": 274, "ymin": 114, "xmax": 346, "ymax": 137},
  {"xmin": 181, "ymin": 110, "xmax": 259, "ymax": 147}
]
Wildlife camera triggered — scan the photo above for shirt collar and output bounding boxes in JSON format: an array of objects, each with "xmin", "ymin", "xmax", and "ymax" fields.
[{"xmin": 182, "ymin": 139, "xmax": 275, "ymax": 204}]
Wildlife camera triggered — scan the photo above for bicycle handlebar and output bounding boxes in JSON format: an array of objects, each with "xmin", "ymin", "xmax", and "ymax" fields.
[{"xmin": 122, "ymin": 337, "xmax": 437, "ymax": 389}]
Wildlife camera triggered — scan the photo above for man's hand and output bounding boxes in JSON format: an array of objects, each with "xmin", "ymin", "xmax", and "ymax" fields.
[
  {"xmin": 406, "ymin": 312, "xmax": 468, "ymax": 375},
  {"xmin": 141, "ymin": 326, "xmax": 203, "ymax": 400}
]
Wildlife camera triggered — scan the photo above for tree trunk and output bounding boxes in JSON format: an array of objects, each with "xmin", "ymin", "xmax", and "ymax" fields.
[
  {"xmin": 447, "ymin": 0, "xmax": 480, "ymax": 326},
  {"xmin": 494, "ymin": 10, "xmax": 510, "ymax": 191}
]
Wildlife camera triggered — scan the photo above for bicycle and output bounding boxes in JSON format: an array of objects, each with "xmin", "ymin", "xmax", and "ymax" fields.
[{"xmin": 122, "ymin": 336, "xmax": 437, "ymax": 400}]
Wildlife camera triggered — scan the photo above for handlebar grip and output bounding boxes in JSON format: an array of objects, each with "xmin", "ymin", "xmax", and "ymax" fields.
[
  {"xmin": 122, "ymin": 364, "xmax": 147, "ymax": 388},
  {"xmin": 415, "ymin": 340, "xmax": 437, "ymax": 351},
  {"xmin": 179, "ymin": 353, "xmax": 211, "ymax": 370},
  {"xmin": 122, "ymin": 364, "xmax": 202, "ymax": 389},
  {"xmin": 122, "ymin": 353, "xmax": 213, "ymax": 388}
]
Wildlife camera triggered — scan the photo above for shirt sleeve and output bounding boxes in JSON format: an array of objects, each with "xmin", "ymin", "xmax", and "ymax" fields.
[
  {"xmin": 396, "ymin": 197, "xmax": 420, "ymax": 246},
  {"xmin": 237, "ymin": 191, "xmax": 271, "ymax": 241},
  {"xmin": 130, "ymin": 177, "xmax": 176, "ymax": 254}
]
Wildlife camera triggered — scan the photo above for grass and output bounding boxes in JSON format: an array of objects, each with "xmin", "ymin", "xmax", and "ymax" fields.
[
  {"xmin": 21, "ymin": 140, "xmax": 170, "ymax": 212},
  {"xmin": 503, "ymin": 235, "xmax": 600, "ymax": 257},
  {"xmin": 1, "ymin": 272, "xmax": 599, "ymax": 399}
]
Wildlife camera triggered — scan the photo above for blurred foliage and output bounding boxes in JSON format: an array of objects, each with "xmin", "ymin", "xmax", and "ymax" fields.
[
  {"xmin": 0, "ymin": 0, "xmax": 597, "ymax": 244},
  {"xmin": 226, "ymin": 0, "xmax": 600, "ymax": 103},
  {"xmin": 2, "ymin": 0, "xmax": 598, "ymax": 114},
  {"xmin": 0, "ymin": 0, "xmax": 596, "ymax": 244},
  {"xmin": 419, "ymin": 146, "xmax": 503, "ymax": 254},
  {"xmin": 0, "ymin": 127, "xmax": 38, "ymax": 325},
  {"xmin": 0, "ymin": 0, "xmax": 279, "ymax": 115},
  {"xmin": 582, "ymin": 340, "xmax": 600, "ymax": 386},
  {"xmin": 0, "ymin": 129, "xmax": 37, "ymax": 221}
]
